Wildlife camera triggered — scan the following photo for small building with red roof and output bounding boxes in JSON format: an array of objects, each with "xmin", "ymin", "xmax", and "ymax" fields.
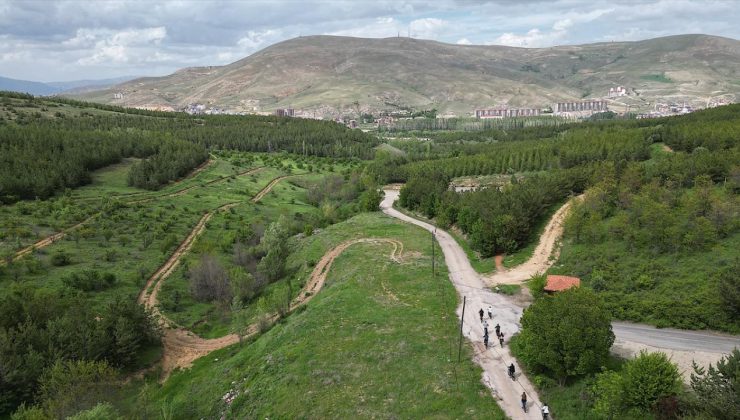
[{"xmin": 544, "ymin": 275, "xmax": 581, "ymax": 293}]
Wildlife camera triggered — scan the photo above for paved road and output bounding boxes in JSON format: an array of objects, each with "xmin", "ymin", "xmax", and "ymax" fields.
[
  {"xmin": 382, "ymin": 188, "xmax": 544, "ymax": 419},
  {"xmin": 613, "ymin": 322, "xmax": 740, "ymax": 353}
]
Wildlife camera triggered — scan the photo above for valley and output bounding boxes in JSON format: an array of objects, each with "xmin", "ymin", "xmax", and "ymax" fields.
[{"xmin": 0, "ymin": 89, "xmax": 738, "ymax": 419}]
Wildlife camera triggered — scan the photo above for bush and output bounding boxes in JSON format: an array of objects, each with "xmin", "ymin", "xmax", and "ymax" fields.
[
  {"xmin": 62, "ymin": 270, "xmax": 116, "ymax": 291},
  {"xmin": 592, "ymin": 351, "xmax": 681, "ymax": 417},
  {"xmin": 49, "ymin": 252, "xmax": 70, "ymax": 267}
]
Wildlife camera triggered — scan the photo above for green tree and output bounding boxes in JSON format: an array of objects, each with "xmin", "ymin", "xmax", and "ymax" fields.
[
  {"xmin": 690, "ymin": 349, "xmax": 740, "ymax": 420},
  {"xmin": 37, "ymin": 360, "xmax": 118, "ymax": 419},
  {"xmin": 257, "ymin": 218, "xmax": 291, "ymax": 282},
  {"xmin": 621, "ymin": 351, "xmax": 682, "ymax": 411},
  {"xmin": 516, "ymin": 288, "xmax": 614, "ymax": 384}
]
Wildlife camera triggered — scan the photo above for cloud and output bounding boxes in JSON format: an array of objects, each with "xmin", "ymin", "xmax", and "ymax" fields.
[
  {"xmin": 456, "ymin": 37, "xmax": 472, "ymax": 45},
  {"xmin": 76, "ymin": 27, "xmax": 167, "ymax": 65},
  {"xmin": 409, "ymin": 17, "xmax": 448, "ymax": 39},
  {"xmin": 493, "ymin": 6, "xmax": 614, "ymax": 47}
]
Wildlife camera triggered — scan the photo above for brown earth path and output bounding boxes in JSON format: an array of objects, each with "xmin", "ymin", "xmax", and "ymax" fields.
[
  {"xmin": 250, "ymin": 175, "xmax": 294, "ymax": 202},
  {"xmin": 136, "ymin": 174, "xmax": 305, "ymax": 378},
  {"xmin": 142, "ymin": 234, "xmax": 403, "ymax": 379},
  {"xmin": 485, "ymin": 195, "xmax": 584, "ymax": 285}
]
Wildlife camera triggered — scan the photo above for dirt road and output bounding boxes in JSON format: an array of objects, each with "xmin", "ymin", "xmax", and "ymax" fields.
[
  {"xmin": 384, "ymin": 187, "xmax": 740, "ymax": 390},
  {"xmin": 137, "ymin": 174, "xmax": 304, "ymax": 378},
  {"xmin": 381, "ymin": 187, "xmax": 544, "ymax": 419},
  {"xmin": 486, "ymin": 196, "xmax": 582, "ymax": 285}
]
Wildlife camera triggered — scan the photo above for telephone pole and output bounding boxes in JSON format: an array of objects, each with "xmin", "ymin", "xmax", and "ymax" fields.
[{"xmin": 458, "ymin": 296, "xmax": 466, "ymax": 363}]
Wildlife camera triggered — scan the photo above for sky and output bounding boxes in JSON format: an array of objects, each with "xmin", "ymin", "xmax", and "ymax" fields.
[{"xmin": 1, "ymin": 0, "xmax": 738, "ymax": 82}]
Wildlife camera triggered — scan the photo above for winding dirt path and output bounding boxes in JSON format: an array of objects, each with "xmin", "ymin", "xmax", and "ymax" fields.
[
  {"xmin": 381, "ymin": 187, "xmax": 544, "ymax": 419},
  {"xmin": 485, "ymin": 195, "xmax": 583, "ymax": 285},
  {"xmin": 143, "ymin": 236, "xmax": 403, "ymax": 379},
  {"xmin": 137, "ymin": 174, "xmax": 302, "ymax": 378}
]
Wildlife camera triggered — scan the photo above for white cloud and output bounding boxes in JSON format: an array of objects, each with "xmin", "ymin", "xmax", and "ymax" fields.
[
  {"xmin": 327, "ymin": 17, "xmax": 401, "ymax": 38},
  {"xmin": 237, "ymin": 29, "xmax": 281, "ymax": 50},
  {"xmin": 456, "ymin": 37, "xmax": 472, "ymax": 45},
  {"xmin": 409, "ymin": 17, "xmax": 448, "ymax": 39},
  {"xmin": 77, "ymin": 27, "xmax": 167, "ymax": 65}
]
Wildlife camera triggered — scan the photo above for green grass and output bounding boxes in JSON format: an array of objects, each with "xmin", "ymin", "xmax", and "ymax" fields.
[
  {"xmin": 118, "ymin": 213, "xmax": 505, "ymax": 418},
  {"xmin": 640, "ymin": 73, "xmax": 673, "ymax": 83},
  {"xmin": 494, "ymin": 284, "xmax": 521, "ymax": 295}
]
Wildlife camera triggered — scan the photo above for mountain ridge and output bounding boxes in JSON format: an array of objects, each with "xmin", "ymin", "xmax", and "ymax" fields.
[{"xmin": 74, "ymin": 34, "xmax": 740, "ymax": 115}]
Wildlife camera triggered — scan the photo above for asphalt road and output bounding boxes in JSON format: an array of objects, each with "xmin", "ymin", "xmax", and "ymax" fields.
[{"xmin": 612, "ymin": 321, "xmax": 740, "ymax": 353}]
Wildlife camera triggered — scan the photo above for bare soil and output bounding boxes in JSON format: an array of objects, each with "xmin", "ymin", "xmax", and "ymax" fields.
[{"xmin": 485, "ymin": 196, "xmax": 583, "ymax": 285}]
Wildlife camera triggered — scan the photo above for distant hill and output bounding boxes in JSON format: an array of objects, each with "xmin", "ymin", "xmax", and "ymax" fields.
[
  {"xmin": 0, "ymin": 76, "xmax": 59, "ymax": 96},
  {"xmin": 75, "ymin": 34, "xmax": 740, "ymax": 116},
  {"xmin": 0, "ymin": 75, "xmax": 138, "ymax": 96}
]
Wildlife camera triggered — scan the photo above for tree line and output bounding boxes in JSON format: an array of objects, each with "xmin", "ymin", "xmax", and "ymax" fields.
[{"xmin": 0, "ymin": 92, "xmax": 379, "ymax": 201}]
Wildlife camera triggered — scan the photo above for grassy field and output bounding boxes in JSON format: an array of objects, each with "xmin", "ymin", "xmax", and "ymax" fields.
[{"xmin": 118, "ymin": 213, "xmax": 505, "ymax": 418}]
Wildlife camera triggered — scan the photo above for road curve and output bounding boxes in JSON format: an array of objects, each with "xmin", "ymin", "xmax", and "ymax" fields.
[
  {"xmin": 381, "ymin": 187, "xmax": 544, "ymax": 419},
  {"xmin": 383, "ymin": 186, "xmax": 740, "ymax": 386}
]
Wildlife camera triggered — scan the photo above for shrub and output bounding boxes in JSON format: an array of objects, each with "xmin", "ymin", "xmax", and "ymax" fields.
[
  {"xmin": 50, "ymin": 252, "xmax": 70, "ymax": 267},
  {"xmin": 62, "ymin": 270, "xmax": 116, "ymax": 291}
]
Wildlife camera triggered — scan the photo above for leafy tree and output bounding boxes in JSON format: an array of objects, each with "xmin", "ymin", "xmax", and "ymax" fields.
[
  {"xmin": 358, "ymin": 188, "xmax": 383, "ymax": 211},
  {"xmin": 516, "ymin": 288, "xmax": 614, "ymax": 384},
  {"xmin": 690, "ymin": 349, "xmax": 740, "ymax": 420},
  {"xmin": 621, "ymin": 351, "xmax": 682, "ymax": 411},
  {"xmin": 258, "ymin": 218, "xmax": 291, "ymax": 282},
  {"xmin": 37, "ymin": 360, "xmax": 117, "ymax": 419}
]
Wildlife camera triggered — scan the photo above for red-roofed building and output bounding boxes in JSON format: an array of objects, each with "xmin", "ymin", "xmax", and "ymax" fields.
[{"xmin": 544, "ymin": 275, "xmax": 581, "ymax": 293}]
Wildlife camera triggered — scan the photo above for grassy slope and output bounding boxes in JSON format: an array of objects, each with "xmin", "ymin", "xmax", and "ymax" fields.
[
  {"xmin": 549, "ymin": 231, "xmax": 740, "ymax": 332},
  {"xmin": 123, "ymin": 213, "xmax": 505, "ymax": 418}
]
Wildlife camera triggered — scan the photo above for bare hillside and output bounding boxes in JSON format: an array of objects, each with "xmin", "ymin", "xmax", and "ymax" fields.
[{"xmin": 77, "ymin": 34, "xmax": 740, "ymax": 115}]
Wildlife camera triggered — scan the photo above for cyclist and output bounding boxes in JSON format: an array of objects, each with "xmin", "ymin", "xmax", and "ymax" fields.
[
  {"xmin": 521, "ymin": 392, "xmax": 527, "ymax": 412},
  {"xmin": 508, "ymin": 363, "xmax": 515, "ymax": 380}
]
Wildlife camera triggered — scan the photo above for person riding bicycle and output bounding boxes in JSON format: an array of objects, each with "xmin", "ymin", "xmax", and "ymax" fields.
[
  {"xmin": 521, "ymin": 392, "xmax": 527, "ymax": 412},
  {"xmin": 508, "ymin": 363, "xmax": 515, "ymax": 379},
  {"xmin": 541, "ymin": 402, "xmax": 550, "ymax": 419}
]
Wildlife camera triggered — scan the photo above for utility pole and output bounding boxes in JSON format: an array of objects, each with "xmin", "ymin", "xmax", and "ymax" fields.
[
  {"xmin": 431, "ymin": 230, "xmax": 435, "ymax": 278},
  {"xmin": 458, "ymin": 296, "xmax": 466, "ymax": 363}
]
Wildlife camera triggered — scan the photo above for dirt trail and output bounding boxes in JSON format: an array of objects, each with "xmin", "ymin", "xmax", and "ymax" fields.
[
  {"xmin": 251, "ymin": 175, "xmax": 293, "ymax": 202},
  {"xmin": 75, "ymin": 158, "xmax": 216, "ymax": 202},
  {"xmin": 137, "ymin": 174, "xmax": 302, "ymax": 378},
  {"xmin": 143, "ymin": 235, "xmax": 403, "ymax": 379},
  {"xmin": 4, "ymin": 165, "xmax": 264, "ymax": 264},
  {"xmin": 485, "ymin": 196, "xmax": 583, "ymax": 285},
  {"xmin": 381, "ymin": 187, "xmax": 544, "ymax": 419},
  {"xmin": 4, "ymin": 214, "xmax": 98, "ymax": 265},
  {"xmin": 130, "ymin": 166, "xmax": 264, "ymax": 204}
]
